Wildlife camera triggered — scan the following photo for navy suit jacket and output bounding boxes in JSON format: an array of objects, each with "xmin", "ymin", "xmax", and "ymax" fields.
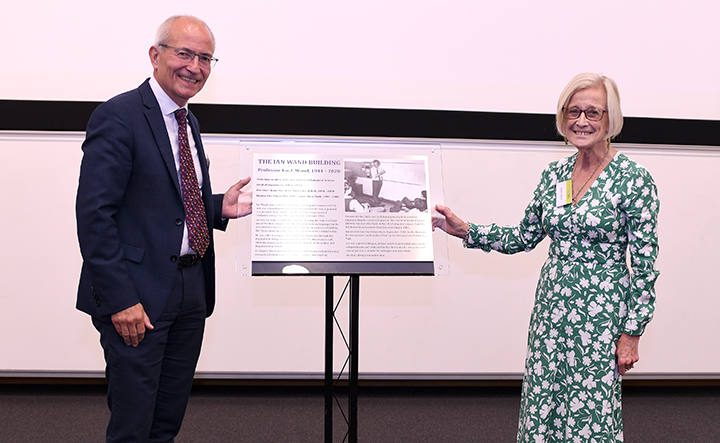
[{"xmin": 76, "ymin": 79, "xmax": 226, "ymax": 322}]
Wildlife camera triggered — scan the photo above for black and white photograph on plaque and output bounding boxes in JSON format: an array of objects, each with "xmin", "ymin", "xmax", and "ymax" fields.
[{"xmin": 344, "ymin": 158, "xmax": 428, "ymax": 213}]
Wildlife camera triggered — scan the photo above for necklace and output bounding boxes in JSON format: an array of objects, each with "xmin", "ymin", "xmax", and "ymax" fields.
[{"xmin": 571, "ymin": 144, "xmax": 610, "ymax": 205}]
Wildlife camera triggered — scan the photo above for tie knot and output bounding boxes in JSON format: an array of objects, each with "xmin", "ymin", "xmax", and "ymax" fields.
[{"xmin": 174, "ymin": 108, "xmax": 187, "ymax": 124}]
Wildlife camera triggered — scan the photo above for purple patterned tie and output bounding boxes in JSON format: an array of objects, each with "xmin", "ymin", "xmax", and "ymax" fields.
[{"xmin": 174, "ymin": 108, "xmax": 210, "ymax": 258}]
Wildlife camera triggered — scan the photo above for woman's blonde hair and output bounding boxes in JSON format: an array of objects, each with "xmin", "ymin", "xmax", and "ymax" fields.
[{"xmin": 556, "ymin": 73, "xmax": 623, "ymax": 141}]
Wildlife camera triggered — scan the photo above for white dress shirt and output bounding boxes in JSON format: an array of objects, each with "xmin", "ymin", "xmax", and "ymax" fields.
[{"xmin": 149, "ymin": 76, "xmax": 205, "ymax": 256}]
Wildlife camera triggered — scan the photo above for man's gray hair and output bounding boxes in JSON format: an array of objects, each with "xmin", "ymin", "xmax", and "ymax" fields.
[{"xmin": 154, "ymin": 15, "xmax": 216, "ymax": 51}]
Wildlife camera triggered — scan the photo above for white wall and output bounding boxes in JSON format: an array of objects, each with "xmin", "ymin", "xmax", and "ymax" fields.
[
  {"xmin": 1, "ymin": 133, "xmax": 718, "ymax": 378},
  {"xmin": 1, "ymin": 0, "xmax": 717, "ymax": 379},
  {"xmin": 2, "ymin": 0, "xmax": 719, "ymax": 119}
]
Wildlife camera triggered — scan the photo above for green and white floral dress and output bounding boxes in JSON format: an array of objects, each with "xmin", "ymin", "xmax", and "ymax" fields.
[{"xmin": 465, "ymin": 152, "xmax": 659, "ymax": 443}]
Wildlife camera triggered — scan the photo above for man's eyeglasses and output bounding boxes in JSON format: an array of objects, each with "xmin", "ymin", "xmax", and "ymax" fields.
[
  {"xmin": 563, "ymin": 107, "xmax": 607, "ymax": 121},
  {"xmin": 159, "ymin": 44, "xmax": 218, "ymax": 68}
]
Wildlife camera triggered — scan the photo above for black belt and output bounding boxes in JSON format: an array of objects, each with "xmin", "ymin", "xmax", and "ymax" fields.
[{"xmin": 178, "ymin": 254, "xmax": 200, "ymax": 268}]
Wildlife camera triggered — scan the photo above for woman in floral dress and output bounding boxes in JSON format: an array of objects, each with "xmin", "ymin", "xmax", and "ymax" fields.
[{"xmin": 433, "ymin": 73, "xmax": 659, "ymax": 442}]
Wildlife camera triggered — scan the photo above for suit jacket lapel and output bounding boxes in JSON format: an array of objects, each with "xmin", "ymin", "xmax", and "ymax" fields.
[
  {"xmin": 187, "ymin": 110, "xmax": 215, "ymax": 220},
  {"xmin": 187, "ymin": 111, "xmax": 209, "ymax": 187},
  {"xmin": 139, "ymin": 80, "xmax": 183, "ymax": 197},
  {"xmin": 138, "ymin": 80, "xmax": 213, "ymax": 223}
]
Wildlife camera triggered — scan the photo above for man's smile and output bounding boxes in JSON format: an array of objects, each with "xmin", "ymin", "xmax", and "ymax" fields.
[{"xmin": 179, "ymin": 75, "xmax": 199, "ymax": 84}]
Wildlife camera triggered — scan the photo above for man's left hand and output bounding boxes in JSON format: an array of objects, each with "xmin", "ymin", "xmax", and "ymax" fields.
[{"xmin": 222, "ymin": 177, "xmax": 253, "ymax": 219}]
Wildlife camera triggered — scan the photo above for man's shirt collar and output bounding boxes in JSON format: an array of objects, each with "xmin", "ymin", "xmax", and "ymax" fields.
[{"xmin": 149, "ymin": 76, "xmax": 187, "ymax": 116}]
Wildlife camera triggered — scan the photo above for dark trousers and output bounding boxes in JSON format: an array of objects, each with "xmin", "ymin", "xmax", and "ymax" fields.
[
  {"xmin": 372, "ymin": 180, "xmax": 383, "ymax": 200},
  {"xmin": 93, "ymin": 261, "xmax": 206, "ymax": 443}
]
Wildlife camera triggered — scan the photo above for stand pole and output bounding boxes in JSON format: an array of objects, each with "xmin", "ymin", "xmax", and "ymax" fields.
[
  {"xmin": 324, "ymin": 276, "xmax": 333, "ymax": 443},
  {"xmin": 349, "ymin": 275, "xmax": 360, "ymax": 443}
]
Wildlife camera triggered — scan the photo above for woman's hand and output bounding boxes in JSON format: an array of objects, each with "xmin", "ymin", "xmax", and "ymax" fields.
[
  {"xmin": 616, "ymin": 333, "xmax": 640, "ymax": 375},
  {"xmin": 432, "ymin": 204, "xmax": 469, "ymax": 239}
]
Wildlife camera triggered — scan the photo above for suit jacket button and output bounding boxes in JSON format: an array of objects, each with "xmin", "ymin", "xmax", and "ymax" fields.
[
  {"xmin": 175, "ymin": 218, "xmax": 182, "ymax": 226},
  {"xmin": 171, "ymin": 255, "xmax": 178, "ymax": 263}
]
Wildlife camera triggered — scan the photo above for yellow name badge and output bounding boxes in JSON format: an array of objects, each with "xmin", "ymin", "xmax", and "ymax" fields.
[{"xmin": 556, "ymin": 180, "xmax": 572, "ymax": 207}]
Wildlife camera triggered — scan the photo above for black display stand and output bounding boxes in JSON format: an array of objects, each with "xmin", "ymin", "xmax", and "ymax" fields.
[
  {"xmin": 254, "ymin": 263, "xmax": 432, "ymax": 442},
  {"xmin": 324, "ymin": 275, "xmax": 360, "ymax": 443}
]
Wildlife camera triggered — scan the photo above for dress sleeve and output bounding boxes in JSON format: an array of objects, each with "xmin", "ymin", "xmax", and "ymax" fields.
[
  {"xmin": 464, "ymin": 168, "xmax": 549, "ymax": 254},
  {"xmin": 619, "ymin": 166, "xmax": 660, "ymax": 336}
]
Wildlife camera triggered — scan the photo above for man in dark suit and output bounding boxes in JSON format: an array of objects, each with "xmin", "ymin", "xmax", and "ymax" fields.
[{"xmin": 75, "ymin": 15, "xmax": 251, "ymax": 442}]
